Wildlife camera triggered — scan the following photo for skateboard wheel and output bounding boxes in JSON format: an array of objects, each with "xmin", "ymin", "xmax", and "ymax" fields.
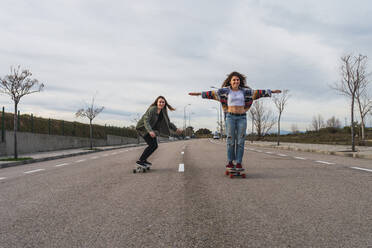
[
  {"xmin": 242, "ymin": 174, "xmax": 246, "ymax": 178},
  {"xmin": 133, "ymin": 169, "xmax": 136, "ymax": 174},
  {"xmin": 225, "ymin": 171, "xmax": 229, "ymax": 176},
  {"xmin": 147, "ymin": 167, "xmax": 150, "ymax": 171},
  {"xmin": 142, "ymin": 168, "xmax": 146, "ymax": 173},
  {"xmin": 229, "ymin": 174, "xmax": 234, "ymax": 178}
]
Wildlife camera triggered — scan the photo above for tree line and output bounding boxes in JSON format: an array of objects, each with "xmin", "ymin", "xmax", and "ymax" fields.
[{"xmin": 244, "ymin": 54, "xmax": 372, "ymax": 151}]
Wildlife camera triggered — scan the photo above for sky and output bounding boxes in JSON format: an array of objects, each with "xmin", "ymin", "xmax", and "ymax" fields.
[{"xmin": 1, "ymin": 0, "xmax": 372, "ymax": 133}]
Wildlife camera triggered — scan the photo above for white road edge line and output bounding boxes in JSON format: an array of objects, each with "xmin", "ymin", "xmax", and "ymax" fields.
[
  {"xmin": 351, "ymin": 167, "xmax": 372, "ymax": 173},
  {"xmin": 55, "ymin": 163, "xmax": 69, "ymax": 167},
  {"xmin": 178, "ymin": 163, "xmax": 185, "ymax": 172},
  {"xmin": 265, "ymin": 152, "xmax": 273, "ymax": 154},
  {"xmin": 0, "ymin": 177, "xmax": 6, "ymax": 180},
  {"xmin": 24, "ymin": 169, "xmax": 45, "ymax": 174},
  {"xmin": 315, "ymin": 160, "xmax": 335, "ymax": 165},
  {"xmin": 75, "ymin": 159, "xmax": 86, "ymax": 163}
]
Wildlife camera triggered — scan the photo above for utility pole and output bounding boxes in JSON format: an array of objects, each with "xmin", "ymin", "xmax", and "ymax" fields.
[{"xmin": 211, "ymin": 86, "xmax": 224, "ymax": 139}]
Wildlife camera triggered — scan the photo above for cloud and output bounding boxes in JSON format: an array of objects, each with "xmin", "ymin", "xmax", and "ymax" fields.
[{"xmin": 1, "ymin": 0, "xmax": 371, "ymax": 132}]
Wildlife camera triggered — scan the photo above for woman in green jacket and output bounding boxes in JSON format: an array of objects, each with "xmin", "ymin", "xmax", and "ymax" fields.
[{"xmin": 136, "ymin": 96, "xmax": 182, "ymax": 168}]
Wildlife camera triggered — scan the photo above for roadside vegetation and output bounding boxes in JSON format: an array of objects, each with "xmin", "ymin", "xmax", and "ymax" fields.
[
  {"xmin": 250, "ymin": 127, "xmax": 372, "ymax": 146},
  {"xmin": 1, "ymin": 111, "xmax": 138, "ymax": 139}
]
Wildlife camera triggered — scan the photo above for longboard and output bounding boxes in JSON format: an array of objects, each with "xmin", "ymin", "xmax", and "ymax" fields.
[
  {"xmin": 133, "ymin": 164, "xmax": 151, "ymax": 173},
  {"xmin": 225, "ymin": 168, "xmax": 246, "ymax": 178}
]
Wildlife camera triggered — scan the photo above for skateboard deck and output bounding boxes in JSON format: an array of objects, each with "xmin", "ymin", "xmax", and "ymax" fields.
[
  {"xmin": 225, "ymin": 168, "xmax": 246, "ymax": 178},
  {"xmin": 133, "ymin": 164, "xmax": 151, "ymax": 173}
]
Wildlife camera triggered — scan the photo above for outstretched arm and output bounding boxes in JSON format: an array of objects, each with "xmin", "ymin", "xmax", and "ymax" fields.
[
  {"xmin": 189, "ymin": 92, "xmax": 201, "ymax": 96},
  {"xmin": 189, "ymin": 90, "xmax": 219, "ymax": 100},
  {"xmin": 272, "ymin": 90, "xmax": 281, "ymax": 94},
  {"xmin": 169, "ymin": 122, "xmax": 183, "ymax": 135}
]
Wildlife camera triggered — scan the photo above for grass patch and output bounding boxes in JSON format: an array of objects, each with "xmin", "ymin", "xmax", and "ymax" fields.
[{"xmin": 0, "ymin": 157, "xmax": 33, "ymax": 162}]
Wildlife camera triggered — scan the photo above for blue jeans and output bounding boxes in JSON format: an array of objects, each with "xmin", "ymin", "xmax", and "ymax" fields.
[{"xmin": 225, "ymin": 113, "xmax": 247, "ymax": 164}]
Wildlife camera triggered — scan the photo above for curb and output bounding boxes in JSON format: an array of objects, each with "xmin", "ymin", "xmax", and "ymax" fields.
[
  {"xmin": 246, "ymin": 143, "xmax": 372, "ymax": 160},
  {"xmin": 0, "ymin": 143, "xmax": 146, "ymax": 169}
]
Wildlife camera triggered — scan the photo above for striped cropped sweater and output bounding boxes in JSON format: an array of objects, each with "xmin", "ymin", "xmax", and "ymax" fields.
[{"xmin": 201, "ymin": 87, "xmax": 272, "ymax": 112}]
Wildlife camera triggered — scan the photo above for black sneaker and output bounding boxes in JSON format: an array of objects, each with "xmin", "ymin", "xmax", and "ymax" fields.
[
  {"xmin": 136, "ymin": 160, "xmax": 147, "ymax": 168},
  {"xmin": 144, "ymin": 160, "xmax": 152, "ymax": 166}
]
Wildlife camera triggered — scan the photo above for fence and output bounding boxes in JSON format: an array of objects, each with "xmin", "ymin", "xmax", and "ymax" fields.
[{"xmin": 0, "ymin": 107, "xmax": 138, "ymax": 142}]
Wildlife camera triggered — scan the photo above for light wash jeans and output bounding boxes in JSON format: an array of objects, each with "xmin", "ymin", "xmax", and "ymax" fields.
[{"xmin": 225, "ymin": 113, "xmax": 247, "ymax": 164}]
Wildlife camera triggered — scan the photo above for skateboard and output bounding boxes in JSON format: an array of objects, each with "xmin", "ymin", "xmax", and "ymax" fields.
[
  {"xmin": 133, "ymin": 164, "xmax": 151, "ymax": 173},
  {"xmin": 225, "ymin": 168, "xmax": 246, "ymax": 178}
]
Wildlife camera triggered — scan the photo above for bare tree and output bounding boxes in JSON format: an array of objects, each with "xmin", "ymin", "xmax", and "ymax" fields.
[
  {"xmin": 76, "ymin": 96, "xmax": 104, "ymax": 150},
  {"xmin": 331, "ymin": 54, "xmax": 368, "ymax": 151},
  {"xmin": 272, "ymin": 89, "xmax": 290, "ymax": 146},
  {"xmin": 356, "ymin": 86, "xmax": 372, "ymax": 141},
  {"xmin": 311, "ymin": 114, "xmax": 325, "ymax": 131},
  {"xmin": 250, "ymin": 101, "xmax": 276, "ymax": 138},
  {"xmin": 0, "ymin": 66, "xmax": 44, "ymax": 159},
  {"xmin": 326, "ymin": 116, "xmax": 342, "ymax": 129}
]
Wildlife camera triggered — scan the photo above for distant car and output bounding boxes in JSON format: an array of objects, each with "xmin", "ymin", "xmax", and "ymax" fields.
[
  {"xmin": 213, "ymin": 134, "xmax": 220, "ymax": 139},
  {"xmin": 185, "ymin": 136, "xmax": 190, "ymax": 140}
]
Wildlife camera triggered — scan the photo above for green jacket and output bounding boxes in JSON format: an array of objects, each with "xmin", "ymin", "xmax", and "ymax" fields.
[{"xmin": 136, "ymin": 106, "xmax": 178, "ymax": 137}]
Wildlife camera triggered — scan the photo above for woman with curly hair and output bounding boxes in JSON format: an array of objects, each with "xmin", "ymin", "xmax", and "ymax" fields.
[{"xmin": 189, "ymin": 71, "xmax": 281, "ymax": 171}]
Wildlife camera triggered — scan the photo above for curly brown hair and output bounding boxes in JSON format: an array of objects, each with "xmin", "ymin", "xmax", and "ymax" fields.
[
  {"xmin": 221, "ymin": 71, "xmax": 250, "ymax": 88},
  {"xmin": 150, "ymin": 96, "xmax": 175, "ymax": 111}
]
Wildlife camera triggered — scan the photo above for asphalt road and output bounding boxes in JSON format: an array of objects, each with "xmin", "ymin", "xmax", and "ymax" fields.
[{"xmin": 0, "ymin": 139, "xmax": 371, "ymax": 247}]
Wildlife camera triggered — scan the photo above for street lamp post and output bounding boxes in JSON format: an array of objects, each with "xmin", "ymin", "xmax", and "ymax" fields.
[
  {"xmin": 188, "ymin": 112, "xmax": 194, "ymax": 127},
  {"xmin": 184, "ymin": 104, "xmax": 191, "ymax": 137},
  {"xmin": 212, "ymin": 107, "xmax": 220, "ymax": 134},
  {"xmin": 211, "ymin": 86, "xmax": 224, "ymax": 138},
  {"xmin": 188, "ymin": 112, "xmax": 195, "ymax": 136}
]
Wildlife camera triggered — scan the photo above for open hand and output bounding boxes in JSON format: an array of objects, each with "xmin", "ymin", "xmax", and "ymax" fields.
[
  {"xmin": 272, "ymin": 90, "xmax": 282, "ymax": 94},
  {"xmin": 189, "ymin": 92, "xmax": 201, "ymax": 96},
  {"xmin": 149, "ymin": 131, "xmax": 156, "ymax": 138},
  {"xmin": 176, "ymin": 128, "xmax": 183, "ymax": 134}
]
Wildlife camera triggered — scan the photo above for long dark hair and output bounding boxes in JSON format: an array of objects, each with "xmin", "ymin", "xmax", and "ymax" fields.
[
  {"xmin": 150, "ymin": 96, "xmax": 175, "ymax": 111},
  {"xmin": 221, "ymin": 71, "xmax": 250, "ymax": 88}
]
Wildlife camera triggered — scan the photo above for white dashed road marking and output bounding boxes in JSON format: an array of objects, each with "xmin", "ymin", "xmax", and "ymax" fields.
[
  {"xmin": 75, "ymin": 159, "xmax": 86, "ymax": 163},
  {"xmin": 351, "ymin": 167, "xmax": 372, "ymax": 173},
  {"xmin": 277, "ymin": 154, "xmax": 288, "ymax": 157},
  {"xmin": 294, "ymin": 157, "xmax": 306, "ymax": 160},
  {"xmin": 0, "ymin": 177, "xmax": 6, "ymax": 180},
  {"xmin": 178, "ymin": 164, "xmax": 185, "ymax": 172},
  {"xmin": 55, "ymin": 163, "xmax": 69, "ymax": 167},
  {"xmin": 315, "ymin": 161, "xmax": 335, "ymax": 165},
  {"xmin": 24, "ymin": 169, "xmax": 45, "ymax": 174}
]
